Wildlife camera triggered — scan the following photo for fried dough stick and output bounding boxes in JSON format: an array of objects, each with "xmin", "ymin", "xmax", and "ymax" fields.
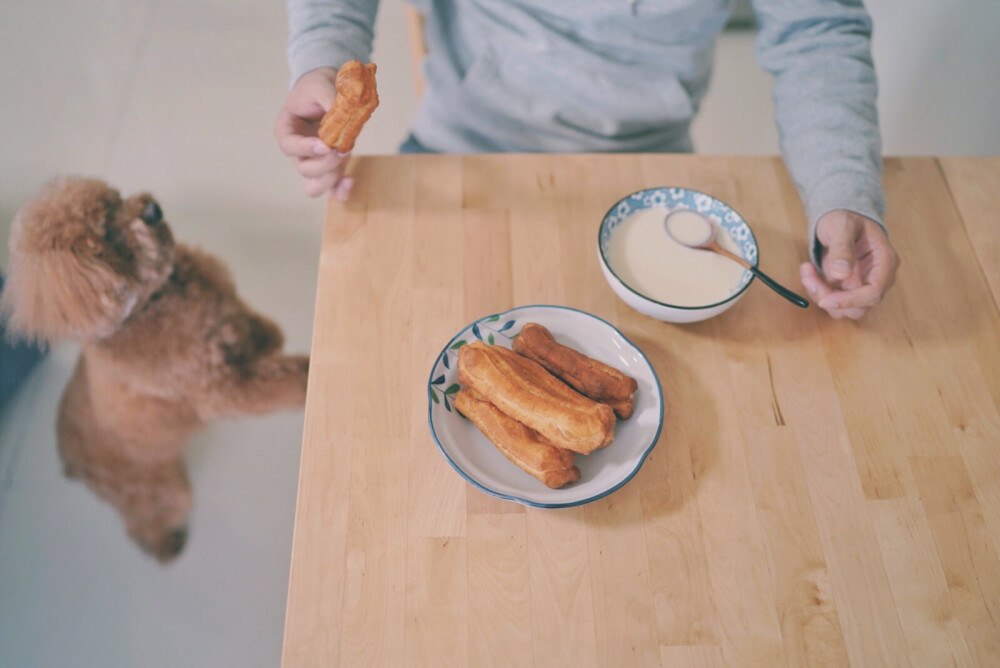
[
  {"xmin": 457, "ymin": 341, "xmax": 615, "ymax": 454},
  {"xmin": 318, "ymin": 60, "xmax": 379, "ymax": 153},
  {"xmin": 455, "ymin": 389, "xmax": 581, "ymax": 489},
  {"xmin": 513, "ymin": 322, "xmax": 638, "ymax": 419}
]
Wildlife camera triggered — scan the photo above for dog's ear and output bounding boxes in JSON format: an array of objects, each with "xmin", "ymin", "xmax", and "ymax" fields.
[
  {"xmin": 1, "ymin": 179, "xmax": 141, "ymax": 344},
  {"xmin": 1, "ymin": 247, "xmax": 138, "ymax": 344}
]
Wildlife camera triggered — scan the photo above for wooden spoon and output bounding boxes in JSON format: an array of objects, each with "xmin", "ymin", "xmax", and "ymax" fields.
[{"xmin": 664, "ymin": 210, "xmax": 809, "ymax": 309}]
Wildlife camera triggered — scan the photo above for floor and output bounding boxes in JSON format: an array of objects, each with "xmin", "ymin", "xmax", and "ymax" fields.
[{"xmin": 0, "ymin": 2, "xmax": 775, "ymax": 667}]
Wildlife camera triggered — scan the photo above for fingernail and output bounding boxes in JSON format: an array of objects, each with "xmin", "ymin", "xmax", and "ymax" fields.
[
  {"xmin": 313, "ymin": 142, "xmax": 331, "ymax": 156},
  {"xmin": 333, "ymin": 177, "xmax": 354, "ymax": 201}
]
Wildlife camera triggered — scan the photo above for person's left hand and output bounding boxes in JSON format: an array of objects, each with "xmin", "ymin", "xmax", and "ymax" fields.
[{"xmin": 799, "ymin": 209, "xmax": 901, "ymax": 320}]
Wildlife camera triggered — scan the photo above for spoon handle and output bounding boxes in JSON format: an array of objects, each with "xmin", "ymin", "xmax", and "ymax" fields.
[{"xmin": 749, "ymin": 266, "xmax": 810, "ymax": 308}]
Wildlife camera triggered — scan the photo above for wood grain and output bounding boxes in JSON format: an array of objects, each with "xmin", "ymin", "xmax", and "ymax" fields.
[
  {"xmin": 939, "ymin": 157, "xmax": 1000, "ymax": 312},
  {"xmin": 282, "ymin": 156, "xmax": 1000, "ymax": 666},
  {"xmin": 467, "ymin": 514, "xmax": 532, "ymax": 666}
]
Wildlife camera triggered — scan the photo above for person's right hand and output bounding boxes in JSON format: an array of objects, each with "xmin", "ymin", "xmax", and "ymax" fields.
[
  {"xmin": 799, "ymin": 210, "xmax": 900, "ymax": 320},
  {"xmin": 274, "ymin": 67, "xmax": 354, "ymax": 200}
]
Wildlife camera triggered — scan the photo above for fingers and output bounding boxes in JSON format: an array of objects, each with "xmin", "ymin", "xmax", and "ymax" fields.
[
  {"xmin": 304, "ymin": 173, "xmax": 354, "ymax": 200},
  {"xmin": 295, "ymin": 150, "xmax": 348, "ymax": 178},
  {"xmin": 332, "ymin": 177, "xmax": 354, "ymax": 201},
  {"xmin": 800, "ymin": 262, "xmax": 868, "ymax": 320},
  {"xmin": 800, "ymin": 247, "xmax": 899, "ymax": 321},
  {"xmin": 303, "ymin": 171, "xmax": 339, "ymax": 198},
  {"xmin": 297, "ymin": 149, "xmax": 352, "ymax": 199},
  {"xmin": 819, "ymin": 222, "xmax": 900, "ymax": 313},
  {"xmin": 818, "ymin": 284, "xmax": 882, "ymax": 311},
  {"xmin": 867, "ymin": 234, "xmax": 901, "ymax": 294},
  {"xmin": 274, "ymin": 109, "xmax": 332, "ymax": 158},
  {"xmin": 274, "ymin": 75, "xmax": 352, "ymax": 199},
  {"xmin": 274, "ymin": 67, "xmax": 344, "ymax": 197},
  {"xmin": 278, "ymin": 131, "xmax": 331, "ymax": 160},
  {"xmin": 275, "ymin": 69, "xmax": 368, "ymax": 201},
  {"xmin": 809, "ymin": 212, "xmax": 902, "ymax": 320},
  {"xmin": 800, "ymin": 262, "xmax": 835, "ymax": 304}
]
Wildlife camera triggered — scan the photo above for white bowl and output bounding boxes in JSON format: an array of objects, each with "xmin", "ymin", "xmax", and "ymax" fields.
[{"xmin": 597, "ymin": 187, "xmax": 759, "ymax": 324}]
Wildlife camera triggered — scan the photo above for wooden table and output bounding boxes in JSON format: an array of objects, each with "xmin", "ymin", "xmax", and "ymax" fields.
[{"xmin": 282, "ymin": 155, "xmax": 1000, "ymax": 666}]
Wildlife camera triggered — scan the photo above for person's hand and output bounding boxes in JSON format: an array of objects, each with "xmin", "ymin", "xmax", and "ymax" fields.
[
  {"xmin": 799, "ymin": 210, "xmax": 900, "ymax": 320},
  {"xmin": 274, "ymin": 67, "xmax": 354, "ymax": 200}
]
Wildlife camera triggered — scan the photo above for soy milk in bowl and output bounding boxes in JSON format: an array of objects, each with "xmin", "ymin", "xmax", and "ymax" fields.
[{"xmin": 598, "ymin": 188, "xmax": 758, "ymax": 323}]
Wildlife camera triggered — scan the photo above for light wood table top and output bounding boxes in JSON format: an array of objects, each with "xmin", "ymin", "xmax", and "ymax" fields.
[{"xmin": 282, "ymin": 155, "xmax": 1000, "ymax": 666}]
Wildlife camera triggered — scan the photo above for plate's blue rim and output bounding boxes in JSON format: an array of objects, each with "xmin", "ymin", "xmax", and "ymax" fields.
[
  {"xmin": 598, "ymin": 186, "xmax": 759, "ymax": 311},
  {"xmin": 426, "ymin": 304, "xmax": 665, "ymax": 509}
]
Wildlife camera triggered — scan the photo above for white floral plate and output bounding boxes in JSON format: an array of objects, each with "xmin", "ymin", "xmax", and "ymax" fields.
[{"xmin": 427, "ymin": 305, "xmax": 664, "ymax": 507}]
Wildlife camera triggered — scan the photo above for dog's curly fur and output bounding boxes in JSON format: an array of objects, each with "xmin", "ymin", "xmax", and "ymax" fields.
[{"xmin": 1, "ymin": 177, "xmax": 309, "ymax": 561}]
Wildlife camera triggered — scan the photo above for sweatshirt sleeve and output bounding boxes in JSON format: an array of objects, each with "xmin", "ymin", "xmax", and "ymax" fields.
[
  {"xmin": 286, "ymin": 0, "xmax": 381, "ymax": 85},
  {"xmin": 752, "ymin": 0, "xmax": 886, "ymax": 265}
]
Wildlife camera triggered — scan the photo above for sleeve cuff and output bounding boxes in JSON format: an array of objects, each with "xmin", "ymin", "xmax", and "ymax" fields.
[{"xmin": 805, "ymin": 171, "xmax": 887, "ymax": 266}]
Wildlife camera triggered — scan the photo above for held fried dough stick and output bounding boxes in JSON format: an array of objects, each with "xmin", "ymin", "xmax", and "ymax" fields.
[
  {"xmin": 457, "ymin": 342, "xmax": 615, "ymax": 454},
  {"xmin": 512, "ymin": 322, "xmax": 638, "ymax": 419},
  {"xmin": 317, "ymin": 60, "xmax": 379, "ymax": 153},
  {"xmin": 454, "ymin": 389, "xmax": 581, "ymax": 489}
]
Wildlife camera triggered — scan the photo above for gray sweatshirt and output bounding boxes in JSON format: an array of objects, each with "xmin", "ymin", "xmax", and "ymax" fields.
[{"xmin": 287, "ymin": 0, "xmax": 885, "ymax": 260}]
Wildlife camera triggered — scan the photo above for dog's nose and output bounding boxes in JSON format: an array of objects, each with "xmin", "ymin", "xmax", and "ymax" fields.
[{"xmin": 141, "ymin": 200, "xmax": 162, "ymax": 225}]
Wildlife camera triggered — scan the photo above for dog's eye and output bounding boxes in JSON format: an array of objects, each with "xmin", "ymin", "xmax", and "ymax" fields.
[{"xmin": 141, "ymin": 201, "xmax": 162, "ymax": 225}]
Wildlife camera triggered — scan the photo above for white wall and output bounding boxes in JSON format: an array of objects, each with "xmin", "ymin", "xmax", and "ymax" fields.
[{"xmin": 869, "ymin": 0, "xmax": 1000, "ymax": 156}]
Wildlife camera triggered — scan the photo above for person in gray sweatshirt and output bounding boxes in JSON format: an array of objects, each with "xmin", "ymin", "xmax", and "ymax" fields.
[{"xmin": 274, "ymin": 0, "xmax": 900, "ymax": 320}]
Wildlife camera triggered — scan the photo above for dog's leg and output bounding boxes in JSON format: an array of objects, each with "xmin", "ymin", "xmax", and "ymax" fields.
[
  {"xmin": 60, "ymin": 442, "xmax": 192, "ymax": 561},
  {"xmin": 77, "ymin": 455, "xmax": 193, "ymax": 562},
  {"xmin": 57, "ymin": 363, "xmax": 193, "ymax": 562},
  {"xmin": 57, "ymin": 358, "xmax": 94, "ymax": 480},
  {"xmin": 204, "ymin": 353, "xmax": 310, "ymax": 418},
  {"xmin": 118, "ymin": 459, "xmax": 192, "ymax": 562}
]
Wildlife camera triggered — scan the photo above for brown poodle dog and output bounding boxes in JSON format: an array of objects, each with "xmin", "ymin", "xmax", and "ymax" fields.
[{"xmin": 1, "ymin": 177, "xmax": 309, "ymax": 561}]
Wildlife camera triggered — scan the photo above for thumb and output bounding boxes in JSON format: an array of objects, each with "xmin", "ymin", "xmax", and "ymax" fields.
[
  {"xmin": 819, "ymin": 213, "xmax": 862, "ymax": 281},
  {"xmin": 314, "ymin": 67, "xmax": 341, "ymax": 111},
  {"xmin": 294, "ymin": 67, "xmax": 338, "ymax": 114},
  {"xmin": 314, "ymin": 82, "xmax": 337, "ymax": 112}
]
